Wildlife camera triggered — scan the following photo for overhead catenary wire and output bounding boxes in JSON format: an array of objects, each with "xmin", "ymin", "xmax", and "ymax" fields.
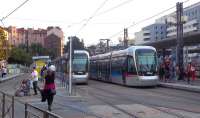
[
  {"xmin": 4, "ymin": 0, "xmax": 134, "ymax": 32},
  {"xmin": 76, "ymin": 0, "xmax": 109, "ymax": 35},
  {"xmin": 108, "ymin": 0, "xmax": 190, "ymax": 39},
  {"xmin": 0, "ymin": 20, "xmax": 5, "ymax": 27},
  {"xmin": 96, "ymin": 0, "xmax": 134, "ymax": 17},
  {"xmin": 108, "ymin": 6, "xmax": 175, "ymax": 39},
  {"xmin": 1, "ymin": 0, "xmax": 30, "ymax": 21},
  {"xmin": 65, "ymin": 0, "xmax": 134, "ymax": 31}
]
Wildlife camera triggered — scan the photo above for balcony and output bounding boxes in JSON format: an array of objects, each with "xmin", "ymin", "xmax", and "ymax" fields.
[{"xmin": 142, "ymin": 30, "xmax": 150, "ymax": 35}]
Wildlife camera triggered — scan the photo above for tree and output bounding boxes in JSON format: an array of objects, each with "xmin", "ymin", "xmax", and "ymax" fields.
[
  {"xmin": 0, "ymin": 27, "xmax": 9, "ymax": 61},
  {"xmin": 18, "ymin": 44, "xmax": 27, "ymax": 50},
  {"xmin": 30, "ymin": 43, "xmax": 46, "ymax": 56},
  {"xmin": 64, "ymin": 36, "xmax": 85, "ymax": 53},
  {"xmin": 8, "ymin": 47, "xmax": 32, "ymax": 66}
]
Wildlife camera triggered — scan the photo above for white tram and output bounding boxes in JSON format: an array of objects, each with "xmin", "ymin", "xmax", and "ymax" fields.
[
  {"xmin": 53, "ymin": 50, "xmax": 89, "ymax": 84},
  {"xmin": 90, "ymin": 46, "xmax": 158, "ymax": 86}
]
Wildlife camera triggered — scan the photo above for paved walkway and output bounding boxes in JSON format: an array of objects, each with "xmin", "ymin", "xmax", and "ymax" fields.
[
  {"xmin": 2, "ymin": 74, "xmax": 200, "ymax": 118},
  {"xmin": 159, "ymin": 79, "xmax": 200, "ymax": 92}
]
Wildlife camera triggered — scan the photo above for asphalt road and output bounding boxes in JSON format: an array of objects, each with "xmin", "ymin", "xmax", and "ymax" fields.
[{"xmin": 1, "ymin": 75, "xmax": 200, "ymax": 118}]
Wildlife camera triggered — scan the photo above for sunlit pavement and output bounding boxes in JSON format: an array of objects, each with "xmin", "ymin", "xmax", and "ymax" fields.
[{"xmin": 1, "ymin": 74, "xmax": 200, "ymax": 118}]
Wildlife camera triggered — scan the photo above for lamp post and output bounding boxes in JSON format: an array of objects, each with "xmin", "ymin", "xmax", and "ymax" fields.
[{"xmin": 68, "ymin": 36, "xmax": 72, "ymax": 95}]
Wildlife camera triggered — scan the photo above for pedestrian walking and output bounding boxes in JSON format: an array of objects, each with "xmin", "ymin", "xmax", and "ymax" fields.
[
  {"xmin": 164, "ymin": 59, "xmax": 170, "ymax": 82},
  {"xmin": 175, "ymin": 65, "xmax": 180, "ymax": 81},
  {"xmin": 186, "ymin": 63, "xmax": 192, "ymax": 84},
  {"xmin": 191, "ymin": 63, "xmax": 196, "ymax": 81},
  {"xmin": 41, "ymin": 65, "xmax": 56, "ymax": 111},
  {"xmin": 40, "ymin": 65, "xmax": 47, "ymax": 82},
  {"xmin": 1, "ymin": 66, "xmax": 7, "ymax": 78},
  {"xmin": 159, "ymin": 63, "xmax": 165, "ymax": 81},
  {"xmin": 31, "ymin": 67, "xmax": 39, "ymax": 95}
]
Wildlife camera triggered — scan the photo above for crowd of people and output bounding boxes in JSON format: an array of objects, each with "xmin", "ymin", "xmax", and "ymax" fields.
[
  {"xmin": 159, "ymin": 56, "xmax": 196, "ymax": 83},
  {"xmin": 15, "ymin": 64, "xmax": 56, "ymax": 111}
]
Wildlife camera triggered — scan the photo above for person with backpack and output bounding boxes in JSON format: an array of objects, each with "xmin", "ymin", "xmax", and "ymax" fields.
[{"xmin": 41, "ymin": 65, "xmax": 56, "ymax": 111}]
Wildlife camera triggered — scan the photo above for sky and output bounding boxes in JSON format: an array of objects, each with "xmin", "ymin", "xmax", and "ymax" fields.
[{"xmin": 0, "ymin": 0, "xmax": 199, "ymax": 46}]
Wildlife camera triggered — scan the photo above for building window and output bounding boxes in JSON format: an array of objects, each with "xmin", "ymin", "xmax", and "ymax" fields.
[
  {"xmin": 161, "ymin": 32, "xmax": 163, "ymax": 34},
  {"xmin": 192, "ymin": 11, "xmax": 194, "ymax": 16},
  {"xmin": 155, "ymin": 37, "xmax": 158, "ymax": 40},
  {"xmin": 161, "ymin": 26, "xmax": 163, "ymax": 29}
]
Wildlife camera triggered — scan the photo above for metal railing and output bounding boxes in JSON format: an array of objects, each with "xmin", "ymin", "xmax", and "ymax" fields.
[
  {"xmin": 25, "ymin": 103, "xmax": 62, "ymax": 118},
  {"xmin": 0, "ymin": 91, "xmax": 15, "ymax": 118},
  {"xmin": 56, "ymin": 72, "xmax": 77, "ymax": 96},
  {"xmin": 0, "ymin": 91, "xmax": 62, "ymax": 118}
]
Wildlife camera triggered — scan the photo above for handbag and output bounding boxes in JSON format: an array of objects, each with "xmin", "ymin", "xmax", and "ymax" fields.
[{"xmin": 50, "ymin": 89, "xmax": 56, "ymax": 95}]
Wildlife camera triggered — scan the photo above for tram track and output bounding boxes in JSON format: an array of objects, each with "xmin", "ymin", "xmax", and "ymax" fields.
[
  {"xmin": 81, "ymin": 84, "xmax": 200, "ymax": 118},
  {"xmin": 145, "ymin": 88, "xmax": 200, "ymax": 105},
  {"xmin": 77, "ymin": 87, "xmax": 140, "ymax": 118},
  {"xmin": 88, "ymin": 80, "xmax": 200, "ymax": 113},
  {"xmin": 54, "ymin": 93, "xmax": 105, "ymax": 118}
]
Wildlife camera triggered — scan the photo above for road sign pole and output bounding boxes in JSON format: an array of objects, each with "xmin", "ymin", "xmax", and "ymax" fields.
[{"xmin": 69, "ymin": 37, "xmax": 72, "ymax": 95}]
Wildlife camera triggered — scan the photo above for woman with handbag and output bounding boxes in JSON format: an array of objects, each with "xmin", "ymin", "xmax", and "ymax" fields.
[{"xmin": 43, "ymin": 65, "xmax": 56, "ymax": 111}]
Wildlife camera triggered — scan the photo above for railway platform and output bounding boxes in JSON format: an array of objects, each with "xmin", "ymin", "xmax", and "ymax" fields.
[{"xmin": 159, "ymin": 79, "xmax": 200, "ymax": 92}]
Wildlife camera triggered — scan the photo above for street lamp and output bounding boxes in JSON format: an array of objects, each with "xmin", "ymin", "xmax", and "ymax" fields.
[{"xmin": 68, "ymin": 36, "xmax": 73, "ymax": 95}]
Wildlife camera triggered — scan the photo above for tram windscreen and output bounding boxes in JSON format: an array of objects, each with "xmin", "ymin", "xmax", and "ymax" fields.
[
  {"xmin": 73, "ymin": 53, "xmax": 88, "ymax": 72},
  {"xmin": 136, "ymin": 49, "xmax": 157, "ymax": 76}
]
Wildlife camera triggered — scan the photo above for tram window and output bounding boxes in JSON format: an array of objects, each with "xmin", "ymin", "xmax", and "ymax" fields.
[{"xmin": 127, "ymin": 56, "xmax": 137, "ymax": 74}]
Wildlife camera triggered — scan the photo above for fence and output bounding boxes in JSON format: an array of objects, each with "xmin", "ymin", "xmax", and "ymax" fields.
[
  {"xmin": 0, "ymin": 91, "xmax": 62, "ymax": 118},
  {"xmin": 56, "ymin": 72, "xmax": 77, "ymax": 96},
  {"xmin": 25, "ymin": 103, "xmax": 62, "ymax": 118},
  {"xmin": 0, "ymin": 91, "xmax": 15, "ymax": 118}
]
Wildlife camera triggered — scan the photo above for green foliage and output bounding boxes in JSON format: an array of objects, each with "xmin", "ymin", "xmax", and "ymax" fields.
[
  {"xmin": 30, "ymin": 43, "xmax": 47, "ymax": 56},
  {"xmin": 18, "ymin": 44, "xmax": 27, "ymax": 50},
  {"xmin": 64, "ymin": 36, "xmax": 85, "ymax": 53},
  {"xmin": 0, "ymin": 39, "xmax": 9, "ymax": 61},
  {"xmin": 29, "ymin": 43, "xmax": 56, "ymax": 59},
  {"xmin": 0, "ymin": 27, "xmax": 7, "ymax": 41},
  {"xmin": 8, "ymin": 47, "xmax": 32, "ymax": 65},
  {"xmin": 8, "ymin": 43, "xmax": 57, "ymax": 65}
]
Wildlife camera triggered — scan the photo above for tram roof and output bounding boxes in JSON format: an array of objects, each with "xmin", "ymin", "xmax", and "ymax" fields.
[{"xmin": 91, "ymin": 46, "xmax": 156, "ymax": 59}]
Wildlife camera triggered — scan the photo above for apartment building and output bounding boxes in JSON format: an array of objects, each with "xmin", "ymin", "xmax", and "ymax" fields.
[{"xmin": 135, "ymin": 2, "xmax": 200, "ymax": 44}]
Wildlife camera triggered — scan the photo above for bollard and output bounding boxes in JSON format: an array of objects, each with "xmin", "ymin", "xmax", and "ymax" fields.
[
  {"xmin": 43, "ymin": 112, "xmax": 49, "ymax": 118},
  {"xmin": 2, "ymin": 93, "xmax": 5, "ymax": 118},
  {"xmin": 12, "ymin": 96, "xmax": 15, "ymax": 118},
  {"xmin": 25, "ymin": 103, "xmax": 28, "ymax": 118}
]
